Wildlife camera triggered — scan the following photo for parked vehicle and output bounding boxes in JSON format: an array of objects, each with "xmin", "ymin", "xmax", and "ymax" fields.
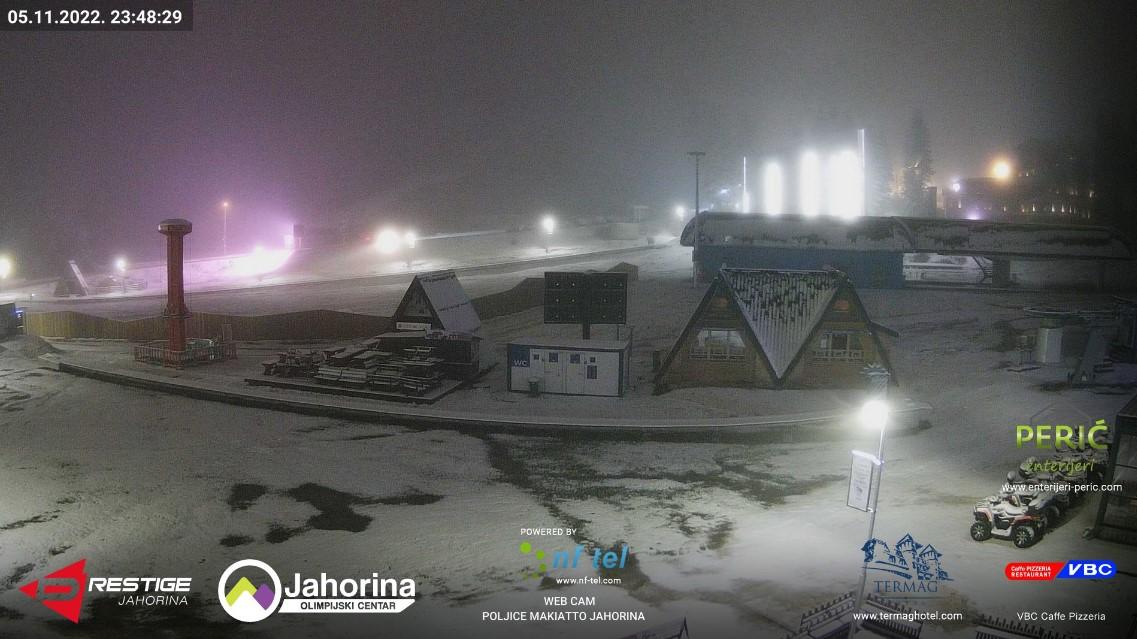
[{"xmin": 971, "ymin": 493, "xmax": 1044, "ymax": 548}]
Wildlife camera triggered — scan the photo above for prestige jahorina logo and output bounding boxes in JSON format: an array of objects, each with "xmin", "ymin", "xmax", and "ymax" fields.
[{"xmin": 19, "ymin": 558, "xmax": 192, "ymax": 623}]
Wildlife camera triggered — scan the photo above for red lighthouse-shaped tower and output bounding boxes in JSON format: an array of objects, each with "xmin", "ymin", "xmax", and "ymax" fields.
[{"xmin": 159, "ymin": 218, "xmax": 193, "ymax": 352}]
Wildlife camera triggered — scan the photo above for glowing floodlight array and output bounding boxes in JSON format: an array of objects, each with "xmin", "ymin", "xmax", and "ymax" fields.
[
  {"xmin": 799, "ymin": 151, "xmax": 822, "ymax": 218},
  {"xmin": 826, "ymin": 150, "xmax": 863, "ymax": 219},
  {"xmin": 114, "ymin": 257, "xmax": 128, "ymax": 273},
  {"xmin": 762, "ymin": 162, "xmax": 784, "ymax": 215},
  {"xmin": 232, "ymin": 246, "xmax": 293, "ymax": 277},
  {"xmin": 758, "ymin": 146, "xmax": 863, "ymax": 219},
  {"xmin": 374, "ymin": 228, "xmax": 403, "ymax": 254},
  {"xmin": 541, "ymin": 215, "xmax": 556, "ymax": 235},
  {"xmin": 0, "ymin": 256, "xmax": 12, "ymax": 280},
  {"xmin": 675, "ymin": 205, "xmax": 686, "ymax": 220}
]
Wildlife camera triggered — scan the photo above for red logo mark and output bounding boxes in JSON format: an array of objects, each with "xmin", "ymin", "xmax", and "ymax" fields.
[
  {"xmin": 1005, "ymin": 562, "xmax": 1065, "ymax": 581},
  {"xmin": 19, "ymin": 559, "xmax": 88, "ymax": 623}
]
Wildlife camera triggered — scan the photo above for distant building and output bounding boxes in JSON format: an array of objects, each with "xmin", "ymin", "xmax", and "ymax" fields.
[
  {"xmin": 681, "ymin": 211, "xmax": 1133, "ymax": 289},
  {"xmin": 945, "ymin": 144, "xmax": 1094, "ymax": 222},
  {"xmin": 655, "ymin": 269, "xmax": 895, "ymax": 391}
]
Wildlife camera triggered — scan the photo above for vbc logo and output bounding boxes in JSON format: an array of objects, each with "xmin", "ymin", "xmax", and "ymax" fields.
[
  {"xmin": 1006, "ymin": 560, "xmax": 1116, "ymax": 581},
  {"xmin": 19, "ymin": 559, "xmax": 88, "ymax": 623}
]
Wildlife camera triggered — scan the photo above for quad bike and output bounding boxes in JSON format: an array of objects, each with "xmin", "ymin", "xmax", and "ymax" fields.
[
  {"xmin": 998, "ymin": 483, "xmax": 1064, "ymax": 531},
  {"xmin": 971, "ymin": 493, "xmax": 1045, "ymax": 548}
]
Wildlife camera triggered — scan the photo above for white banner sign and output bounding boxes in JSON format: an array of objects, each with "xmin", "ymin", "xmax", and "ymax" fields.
[{"xmin": 847, "ymin": 450, "xmax": 880, "ymax": 512}]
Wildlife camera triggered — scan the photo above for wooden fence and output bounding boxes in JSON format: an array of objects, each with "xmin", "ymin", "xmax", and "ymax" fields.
[
  {"xmin": 24, "ymin": 264, "xmax": 631, "ymax": 341},
  {"xmin": 24, "ymin": 310, "xmax": 391, "ymax": 342}
]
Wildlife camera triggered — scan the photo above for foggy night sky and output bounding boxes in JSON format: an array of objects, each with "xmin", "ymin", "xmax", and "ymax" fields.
[{"xmin": 0, "ymin": 0, "xmax": 1133, "ymax": 275}]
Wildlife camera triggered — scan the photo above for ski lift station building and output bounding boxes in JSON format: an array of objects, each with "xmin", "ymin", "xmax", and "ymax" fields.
[
  {"xmin": 682, "ymin": 212, "xmax": 1135, "ymax": 289},
  {"xmin": 655, "ymin": 268, "xmax": 894, "ymax": 391}
]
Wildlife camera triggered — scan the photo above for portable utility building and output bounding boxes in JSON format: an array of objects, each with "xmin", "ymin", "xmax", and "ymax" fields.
[
  {"xmin": 655, "ymin": 268, "xmax": 894, "ymax": 390},
  {"xmin": 508, "ymin": 338, "xmax": 630, "ymax": 397}
]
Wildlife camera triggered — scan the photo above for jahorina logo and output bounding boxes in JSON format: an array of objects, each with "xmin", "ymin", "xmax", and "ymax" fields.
[
  {"xmin": 861, "ymin": 533, "xmax": 952, "ymax": 596},
  {"xmin": 218, "ymin": 559, "xmax": 415, "ymax": 622},
  {"xmin": 218, "ymin": 559, "xmax": 283, "ymax": 622},
  {"xmin": 19, "ymin": 558, "xmax": 193, "ymax": 623},
  {"xmin": 1005, "ymin": 560, "xmax": 1116, "ymax": 580}
]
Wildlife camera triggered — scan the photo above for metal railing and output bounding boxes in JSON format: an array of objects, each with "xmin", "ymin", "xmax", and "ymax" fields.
[{"xmin": 133, "ymin": 341, "xmax": 237, "ymax": 368}]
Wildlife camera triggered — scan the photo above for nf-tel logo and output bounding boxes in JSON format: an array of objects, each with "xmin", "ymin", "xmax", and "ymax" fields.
[
  {"xmin": 19, "ymin": 559, "xmax": 88, "ymax": 623},
  {"xmin": 218, "ymin": 559, "xmax": 282, "ymax": 622}
]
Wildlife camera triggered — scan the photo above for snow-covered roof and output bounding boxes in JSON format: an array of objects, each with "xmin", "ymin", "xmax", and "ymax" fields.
[
  {"xmin": 398, "ymin": 270, "xmax": 481, "ymax": 333},
  {"xmin": 509, "ymin": 337, "xmax": 629, "ymax": 351},
  {"xmin": 721, "ymin": 269, "xmax": 844, "ymax": 378},
  {"xmin": 682, "ymin": 212, "xmax": 1134, "ymax": 260}
]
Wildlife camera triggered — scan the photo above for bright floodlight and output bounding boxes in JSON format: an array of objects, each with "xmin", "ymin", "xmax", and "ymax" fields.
[
  {"xmin": 991, "ymin": 159, "xmax": 1012, "ymax": 181},
  {"xmin": 114, "ymin": 257, "xmax": 128, "ymax": 273},
  {"xmin": 375, "ymin": 228, "xmax": 401, "ymax": 254},
  {"xmin": 0, "ymin": 256, "xmax": 11, "ymax": 280},
  {"xmin": 827, "ymin": 150, "xmax": 863, "ymax": 219},
  {"xmin": 541, "ymin": 215, "xmax": 556, "ymax": 235},
  {"xmin": 859, "ymin": 399, "xmax": 890, "ymax": 431},
  {"xmin": 951, "ymin": 181, "xmax": 961, "ymax": 193},
  {"xmin": 799, "ymin": 151, "xmax": 821, "ymax": 218},
  {"xmin": 404, "ymin": 230, "xmax": 417, "ymax": 249},
  {"xmin": 675, "ymin": 205, "xmax": 686, "ymax": 220},
  {"xmin": 763, "ymin": 161, "xmax": 783, "ymax": 216}
]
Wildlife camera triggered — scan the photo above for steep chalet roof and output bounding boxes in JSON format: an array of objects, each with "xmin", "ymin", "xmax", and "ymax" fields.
[
  {"xmin": 395, "ymin": 270, "xmax": 481, "ymax": 334},
  {"xmin": 721, "ymin": 269, "xmax": 844, "ymax": 378}
]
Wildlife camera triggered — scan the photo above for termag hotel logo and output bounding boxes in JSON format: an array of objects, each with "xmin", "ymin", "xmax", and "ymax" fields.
[{"xmin": 217, "ymin": 559, "xmax": 416, "ymax": 622}]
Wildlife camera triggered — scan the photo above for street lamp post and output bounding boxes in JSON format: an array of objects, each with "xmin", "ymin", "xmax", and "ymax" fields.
[
  {"xmin": 0, "ymin": 256, "xmax": 11, "ymax": 295},
  {"xmin": 404, "ymin": 231, "xmax": 417, "ymax": 269},
  {"xmin": 115, "ymin": 257, "xmax": 128, "ymax": 294},
  {"xmin": 687, "ymin": 151, "xmax": 706, "ymax": 215},
  {"xmin": 221, "ymin": 200, "xmax": 230, "ymax": 256},
  {"xmin": 541, "ymin": 215, "xmax": 556, "ymax": 254},
  {"xmin": 851, "ymin": 392, "xmax": 890, "ymax": 637}
]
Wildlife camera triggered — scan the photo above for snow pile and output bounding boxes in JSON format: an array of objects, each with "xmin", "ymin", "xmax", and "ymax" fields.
[{"xmin": 0, "ymin": 334, "xmax": 61, "ymax": 358}]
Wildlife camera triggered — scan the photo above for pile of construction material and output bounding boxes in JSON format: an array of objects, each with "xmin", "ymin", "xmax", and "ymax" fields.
[{"xmin": 263, "ymin": 329, "xmax": 480, "ymax": 398}]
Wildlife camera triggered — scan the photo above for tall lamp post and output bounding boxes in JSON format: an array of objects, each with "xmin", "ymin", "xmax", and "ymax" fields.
[
  {"xmin": 541, "ymin": 215, "xmax": 556, "ymax": 254},
  {"xmin": 0, "ymin": 256, "xmax": 12, "ymax": 295},
  {"xmin": 851, "ymin": 394, "xmax": 890, "ymax": 637},
  {"xmin": 115, "ymin": 257, "xmax": 128, "ymax": 294},
  {"xmin": 687, "ymin": 151, "xmax": 706, "ymax": 215},
  {"xmin": 221, "ymin": 200, "xmax": 230, "ymax": 256}
]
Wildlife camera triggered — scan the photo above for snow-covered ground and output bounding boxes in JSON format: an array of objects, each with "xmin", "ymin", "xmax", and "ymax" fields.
[{"xmin": 1, "ymin": 247, "xmax": 1136, "ymax": 639}]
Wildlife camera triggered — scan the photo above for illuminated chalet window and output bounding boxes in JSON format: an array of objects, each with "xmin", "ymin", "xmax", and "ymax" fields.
[
  {"xmin": 815, "ymin": 331, "xmax": 864, "ymax": 361},
  {"xmin": 690, "ymin": 329, "xmax": 745, "ymax": 361}
]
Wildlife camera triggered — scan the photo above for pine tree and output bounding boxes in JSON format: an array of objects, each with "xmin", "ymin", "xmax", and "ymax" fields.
[{"xmin": 901, "ymin": 111, "xmax": 934, "ymax": 216}]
